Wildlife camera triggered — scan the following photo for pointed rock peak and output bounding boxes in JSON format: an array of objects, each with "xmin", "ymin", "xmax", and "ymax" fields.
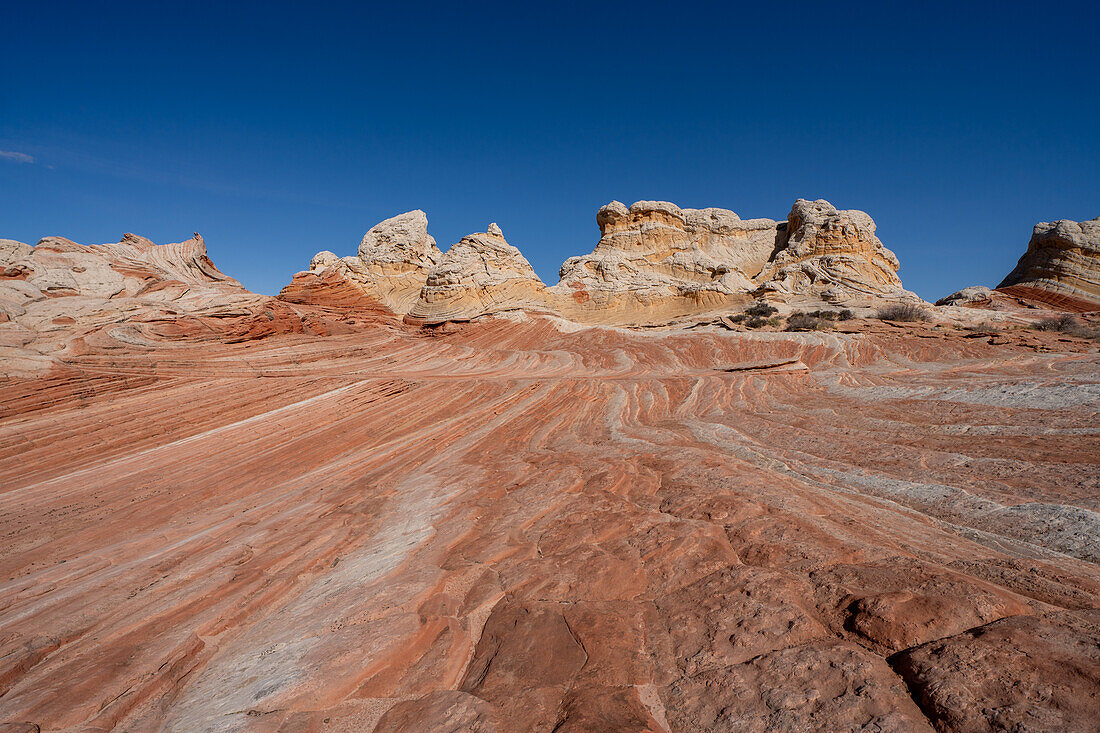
[
  {"xmin": 120, "ymin": 233, "xmax": 157, "ymax": 248},
  {"xmin": 487, "ymin": 222, "xmax": 504, "ymax": 238},
  {"xmin": 358, "ymin": 209, "xmax": 442, "ymax": 267}
]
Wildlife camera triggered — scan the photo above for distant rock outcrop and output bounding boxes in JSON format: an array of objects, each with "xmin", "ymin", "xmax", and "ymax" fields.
[
  {"xmin": 288, "ymin": 198, "xmax": 922, "ymax": 325},
  {"xmin": 0, "ymin": 233, "xmax": 266, "ymax": 375},
  {"xmin": 997, "ymin": 216, "xmax": 1100, "ymax": 308},
  {"xmin": 549, "ymin": 201, "xmax": 778, "ymax": 324},
  {"xmin": 407, "ymin": 225, "xmax": 548, "ymax": 323},
  {"xmin": 757, "ymin": 199, "xmax": 910, "ymax": 303},
  {"xmin": 294, "ymin": 210, "xmax": 443, "ymax": 315}
]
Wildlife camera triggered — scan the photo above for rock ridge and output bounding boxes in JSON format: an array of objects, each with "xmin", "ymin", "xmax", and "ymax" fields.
[{"xmin": 298, "ymin": 197, "xmax": 925, "ymax": 326}]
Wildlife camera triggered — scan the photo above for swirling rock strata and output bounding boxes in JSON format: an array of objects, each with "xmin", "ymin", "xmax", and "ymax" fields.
[
  {"xmin": 1, "ymin": 243, "xmax": 1098, "ymax": 730},
  {"xmin": 997, "ymin": 216, "xmax": 1100, "ymax": 308},
  {"xmin": 757, "ymin": 199, "xmax": 911, "ymax": 303}
]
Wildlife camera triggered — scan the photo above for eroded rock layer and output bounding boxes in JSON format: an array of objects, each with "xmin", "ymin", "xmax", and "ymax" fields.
[
  {"xmin": 406, "ymin": 225, "xmax": 550, "ymax": 323},
  {"xmin": 757, "ymin": 199, "xmax": 910, "ymax": 303},
  {"xmin": 0, "ymin": 242, "xmax": 1097, "ymax": 731},
  {"xmin": 292, "ymin": 198, "xmax": 924, "ymax": 326},
  {"xmin": 548, "ymin": 201, "xmax": 779, "ymax": 324},
  {"xmin": 997, "ymin": 216, "xmax": 1100, "ymax": 307}
]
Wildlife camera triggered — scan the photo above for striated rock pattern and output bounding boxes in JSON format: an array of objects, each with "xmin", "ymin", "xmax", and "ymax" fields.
[
  {"xmin": 406, "ymin": 225, "xmax": 550, "ymax": 323},
  {"xmin": 997, "ymin": 216, "xmax": 1100, "ymax": 307},
  {"xmin": 1, "ymin": 232, "xmax": 1098, "ymax": 731},
  {"xmin": 0, "ymin": 233, "xmax": 266, "ymax": 376},
  {"xmin": 757, "ymin": 199, "xmax": 911, "ymax": 303}
]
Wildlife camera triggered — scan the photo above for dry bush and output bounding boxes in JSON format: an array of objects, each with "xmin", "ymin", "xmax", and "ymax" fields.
[
  {"xmin": 876, "ymin": 303, "xmax": 932, "ymax": 322},
  {"xmin": 785, "ymin": 312, "xmax": 825, "ymax": 331},
  {"xmin": 1037, "ymin": 314, "xmax": 1099, "ymax": 339},
  {"xmin": 744, "ymin": 301, "xmax": 778, "ymax": 317}
]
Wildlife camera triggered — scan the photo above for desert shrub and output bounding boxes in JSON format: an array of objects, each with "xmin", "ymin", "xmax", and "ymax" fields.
[
  {"xmin": 876, "ymin": 302, "xmax": 932, "ymax": 322},
  {"xmin": 785, "ymin": 312, "xmax": 823, "ymax": 331},
  {"xmin": 1036, "ymin": 314, "xmax": 1100, "ymax": 339},
  {"xmin": 1037, "ymin": 314, "xmax": 1079, "ymax": 332},
  {"xmin": 744, "ymin": 316, "xmax": 768, "ymax": 328},
  {"xmin": 767, "ymin": 316, "xmax": 782, "ymax": 327},
  {"xmin": 726, "ymin": 313, "xmax": 747, "ymax": 323},
  {"xmin": 744, "ymin": 301, "xmax": 778, "ymax": 317},
  {"xmin": 837, "ymin": 309, "xmax": 855, "ymax": 321}
]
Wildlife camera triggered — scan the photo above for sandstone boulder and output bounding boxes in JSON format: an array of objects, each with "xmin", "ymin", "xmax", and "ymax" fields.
[
  {"xmin": 757, "ymin": 199, "xmax": 912, "ymax": 303},
  {"xmin": 936, "ymin": 285, "xmax": 993, "ymax": 306},
  {"xmin": 406, "ymin": 225, "xmax": 549, "ymax": 323},
  {"xmin": 997, "ymin": 216, "xmax": 1100, "ymax": 307}
]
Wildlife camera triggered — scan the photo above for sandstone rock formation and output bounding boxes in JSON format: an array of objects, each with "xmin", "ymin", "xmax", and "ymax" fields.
[
  {"xmin": 997, "ymin": 216, "xmax": 1100, "ymax": 308},
  {"xmin": 291, "ymin": 210, "xmax": 443, "ymax": 315},
  {"xmin": 1, "ymin": 281, "xmax": 1098, "ymax": 731},
  {"xmin": 548, "ymin": 200, "xmax": 778, "ymax": 324},
  {"xmin": 935, "ymin": 285, "xmax": 993, "ymax": 307},
  {"xmin": 290, "ymin": 198, "xmax": 921, "ymax": 327},
  {"xmin": 757, "ymin": 199, "xmax": 911, "ymax": 303},
  {"xmin": 3, "ymin": 224, "xmax": 1098, "ymax": 732},
  {"xmin": 0, "ymin": 233, "xmax": 392, "ymax": 377},
  {"xmin": 406, "ymin": 225, "xmax": 549, "ymax": 323}
]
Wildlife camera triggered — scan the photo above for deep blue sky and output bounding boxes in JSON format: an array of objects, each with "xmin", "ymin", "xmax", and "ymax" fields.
[{"xmin": 2, "ymin": 1, "xmax": 1098, "ymax": 300}]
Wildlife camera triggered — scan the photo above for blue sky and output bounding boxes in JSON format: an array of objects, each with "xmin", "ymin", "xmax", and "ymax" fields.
[{"xmin": 2, "ymin": 1, "xmax": 1097, "ymax": 300}]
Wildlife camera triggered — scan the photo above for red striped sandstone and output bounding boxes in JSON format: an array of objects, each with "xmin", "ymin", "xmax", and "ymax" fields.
[{"xmin": 0, "ymin": 233, "xmax": 1097, "ymax": 732}]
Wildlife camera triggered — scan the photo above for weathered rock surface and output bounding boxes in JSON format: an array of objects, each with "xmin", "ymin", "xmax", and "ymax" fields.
[
  {"xmin": 997, "ymin": 216, "xmax": 1100, "ymax": 308},
  {"xmin": 936, "ymin": 285, "xmax": 993, "ymax": 307},
  {"xmin": 1, "ymin": 232, "xmax": 1098, "ymax": 732},
  {"xmin": 293, "ymin": 198, "xmax": 923, "ymax": 327},
  {"xmin": 549, "ymin": 201, "xmax": 778, "ymax": 324},
  {"xmin": 757, "ymin": 199, "xmax": 912, "ymax": 304},
  {"xmin": 295, "ymin": 210, "xmax": 443, "ymax": 314},
  {"xmin": 406, "ymin": 225, "xmax": 549, "ymax": 323},
  {"xmin": 892, "ymin": 614, "xmax": 1100, "ymax": 731}
]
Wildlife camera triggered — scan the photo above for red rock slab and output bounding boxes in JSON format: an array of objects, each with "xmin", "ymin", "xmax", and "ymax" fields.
[
  {"xmin": 0, "ymin": 313, "xmax": 1097, "ymax": 731},
  {"xmin": 891, "ymin": 614, "xmax": 1100, "ymax": 731}
]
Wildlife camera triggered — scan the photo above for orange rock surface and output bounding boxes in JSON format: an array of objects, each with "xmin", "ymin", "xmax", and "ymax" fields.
[{"xmin": 0, "ymin": 237, "xmax": 1098, "ymax": 732}]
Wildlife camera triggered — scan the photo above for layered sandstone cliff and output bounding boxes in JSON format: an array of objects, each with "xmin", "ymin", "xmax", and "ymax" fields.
[
  {"xmin": 997, "ymin": 216, "xmax": 1100, "ymax": 308},
  {"xmin": 756, "ymin": 199, "xmax": 910, "ymax": 303},
  {"xmin": 548, "ymin": 201, "xmax": 779, "ymax": 324},
  {"xmin": 287, "ymin": 198, "xmax": 921, "ymax": 326}
]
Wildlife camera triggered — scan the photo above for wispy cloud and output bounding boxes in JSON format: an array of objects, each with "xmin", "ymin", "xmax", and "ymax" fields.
[{"xmin": 0, "ymin": 150, "xmax": 35, "ymax": 164}]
